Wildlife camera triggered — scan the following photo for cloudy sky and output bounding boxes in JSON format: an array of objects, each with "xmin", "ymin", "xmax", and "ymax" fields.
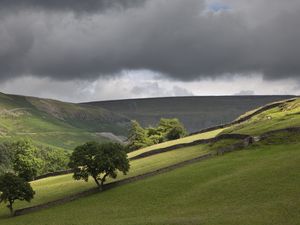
[{"xmin": 0, "ymin": 0, "xmax": 299, "ymax": 102}]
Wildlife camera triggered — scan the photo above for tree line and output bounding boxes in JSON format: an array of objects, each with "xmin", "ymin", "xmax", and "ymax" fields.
[
  {"xmin": 127, "ymin": 118, "xmax": 187, "ymax": 152},
  {"xmin": 0, "ymin": 140, "xmax": 69, "ymax": 179},
  {"xmin": 0, "ymin": 139, "xmax": 69, "ymax": 215}
]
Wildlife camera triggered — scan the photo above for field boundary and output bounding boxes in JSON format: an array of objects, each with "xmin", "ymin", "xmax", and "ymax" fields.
[
  {"xmin": 14, "ymin": 136, "xmax": 254, "ymax": 217},
  {"xmin": 14, "ymin": 154, "xmax": 214, "ymax": 216},
  {"xmin": 33, "ymin": 125, "xmax": 300, "ymax": 181},
  {"xmin": 35, "ymin": 169, "xmax": 73, "ymax": 180},
  {"xmin": 15, "ymin": 127, "xmax": 300, "ymax": 217},
  {"xmin": 33, "ymin": 134, "xmax": 251, "ymax": 181},
  {"xmin": 131, "ymin": 133, "xmax": 251, "ymax": 160}
]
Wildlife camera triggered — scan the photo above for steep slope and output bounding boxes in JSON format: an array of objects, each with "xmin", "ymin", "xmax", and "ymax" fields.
[
  {"xmin": 0, "ymin": 92, "xmax": 130, "ymax": 150},
  {"xmin": 83, "ymin": 96, "xmax": 293, "ymax": 132}
]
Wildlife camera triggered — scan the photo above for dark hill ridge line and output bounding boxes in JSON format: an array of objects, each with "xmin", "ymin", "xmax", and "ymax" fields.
[
  {"xmin": 83, "ymin": 96, "xmax": 294, "ymax": 133},
  {"xmin": 82, "ymin": 95, "xmax": 296, "ymax": 104},
  {"xmin": 14, "ymin": 127, "xmax": 300, "ymax": 217}
]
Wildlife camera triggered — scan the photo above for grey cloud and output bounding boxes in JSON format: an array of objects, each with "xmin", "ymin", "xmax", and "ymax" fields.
[
  {"xmin": 131, "ymin": 82, "xmax": 194, "ymax": 98},
  {"xmin": 0, "ymin": 0, "xmax": 300, "ymax": 82},
  {"xmin": 234, "ymin": 90, "xmax": 255, "ymax": 96},
  {"xmin": 172, "ymin": 86, "xmax": 194, "ymax": 96},
  {"xmin": 131, "ymin": 82, "xmax": 167, "ymax": 96},
  {"xmin": 0, "ymin": 0, "xmax": 146, "ymax": 14}
]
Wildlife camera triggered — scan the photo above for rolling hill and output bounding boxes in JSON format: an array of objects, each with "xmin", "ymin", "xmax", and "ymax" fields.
[
  {"xmin": 0, "ymin": 97, "xmax": 299, "ymax": 225},
  {"xmin": 0, "ymin": 92, "xmax": 292, "ymax": 151},
  {"xmin": 0, "ymin": 92, "xmax": 130, "ymax": 150},
  {"xmin": 83, "ymin": 95, "xmax": 294, "ymax": 133}
]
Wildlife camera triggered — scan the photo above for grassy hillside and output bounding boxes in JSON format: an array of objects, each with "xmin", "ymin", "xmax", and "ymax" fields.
[
  {"xmin": 84, "ymin": 96, "xmax": 293, "ymax": 132},
  {"xmin": 0, "ymin": 97, "xmax": 299, "ymax": 224},
  {"xmin": 0, "ymin": 138, "xmax": 234, "ymax": 216},
  {"xmin": 223, "ymin": 98, "xmax": 300, "ymax": 135},
  {"xmin": 129, "ymin": 127, "xmax": 224, "ymax": 158},
  {"xmin": 1, "ymin": 132, "xmax": 300, "ymax": 225},
  {"xmin": 128, "ymin": 97, "xmax": 300, "ymax": 159},
  {"xmin": 0, "ymin": 93, "xmax": 295, "ymax": 151},
  {"xmin": 0, "ymin": 92, "xmax": 130, "ymax": 150}
]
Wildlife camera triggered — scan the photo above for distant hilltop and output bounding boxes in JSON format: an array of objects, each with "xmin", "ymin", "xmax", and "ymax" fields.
[{"xmin": 82, "ymin": 95, "xmax": 295, "ymax": 133}]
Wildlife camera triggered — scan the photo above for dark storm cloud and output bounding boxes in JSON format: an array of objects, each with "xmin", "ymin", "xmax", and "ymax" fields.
[
  {"xmin": 0, "ymin": 0, "xmax": 299, "ymax": 81},
  {"xmin": 0, "ymin": 0, "xmax": 146, "ymax": 14}
]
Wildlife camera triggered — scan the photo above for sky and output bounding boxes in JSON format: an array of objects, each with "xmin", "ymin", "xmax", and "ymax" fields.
[{"xmin": 0, "ymin": 0, "xmax": 299, "ymax": 102}]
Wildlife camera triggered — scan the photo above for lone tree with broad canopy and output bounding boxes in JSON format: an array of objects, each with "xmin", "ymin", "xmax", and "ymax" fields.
[
  {"xmin": 0, "ymin": 173, "xmax": 35, "ymax": 216},
  {"xmin": 69, "ymin": 142, "xmax": 130, "ymax": 190}
]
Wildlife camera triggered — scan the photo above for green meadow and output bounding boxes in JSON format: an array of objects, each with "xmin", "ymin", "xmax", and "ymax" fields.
[
  {"xmin": 1, "ymin": 139, "xmax": 231, "ymax": 217},
  {"xmin": 0, "ymin": 96, "xmax": 299, "ymax": 225},
  {"xmin": 1, "ymin": 136, "xmax": 300, "ymax": 225}
]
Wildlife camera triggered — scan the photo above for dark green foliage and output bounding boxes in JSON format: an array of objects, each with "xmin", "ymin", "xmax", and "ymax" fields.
[
  {"xmin": 156, "ymin": 118, "xmax": 187, "ymax": 141},
  {"xmin": 0, "ymin": 173, "xmax": 35, "ymax": 216},
  {"xmin": 165, "ymin": 125, "xmax": 187, "ymax": 140},
  {"xmin": 0, "ymin": 143, "xmax": 15, "ymax": 174},
  {"xmin": 0, "ymin": 139, "xmax": 70, "ymax": 178},
  {"xmin": 127, "ymin": 118, "xmax": 187, "ymax": 151},
  {"xmin": 146, "ymin": 127, "xmax": 164, "ymax": 144},
  {"xmin": 12, "ymin": 140, "xmax": 44, "ymax": 181},
  {"xmin": 127, "ymin": 121, "xmax": 153, "ymax": 151},
  {"xmin": 69, "ymin": 142, "xmax": 130, "ymax": 189},
  {"xmin": 36, "ymin": 146, "xmax": 70, "ymax": 174}
]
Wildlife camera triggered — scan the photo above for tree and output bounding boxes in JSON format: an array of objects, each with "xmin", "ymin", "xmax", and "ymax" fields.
[
  {"xmin": 12, "ymin": 140, "xmax": 43, "ymax": 181},
  {"xmin": 165, "ymin": 125, "xmax": 187, "ymax": 140},
  {"xmin": 146, "ymin": 126, "xmax": 164, "ymax": 144},
  {"xmin": 69, "ymin": 142, "xmax": 130, "ymax": 190},
  {"xmin": 36, "ymin": 146, "xmax": 70, "ymax": 174},
  {"xmin": 0, "ymin": 173, "xmax": 35, "ymax": 216},
  {"xmin": 0, "ymin": 142, "xmax": 15, "ymax": 174},
  {"xmin": 157, "ymin": 118, "xmax": 187, "ymax": 141},
  {"xmin": 127, "ymin": 120, "xmax": 153, "ymax": 151}
]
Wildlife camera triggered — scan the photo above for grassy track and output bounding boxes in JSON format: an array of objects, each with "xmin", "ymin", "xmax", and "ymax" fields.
[
  {"xmin": 2, "ymin": 138, "xmax": 300, "ymax": 225},
  {"xmin": 128, "ymin": 128, "xmax": 223, "ymax": 158}
]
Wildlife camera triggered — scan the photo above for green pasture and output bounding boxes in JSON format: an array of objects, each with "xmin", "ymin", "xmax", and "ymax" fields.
[{"xmin": 2, "ymin": 136, "xmax": 300, "ymax": 225}]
